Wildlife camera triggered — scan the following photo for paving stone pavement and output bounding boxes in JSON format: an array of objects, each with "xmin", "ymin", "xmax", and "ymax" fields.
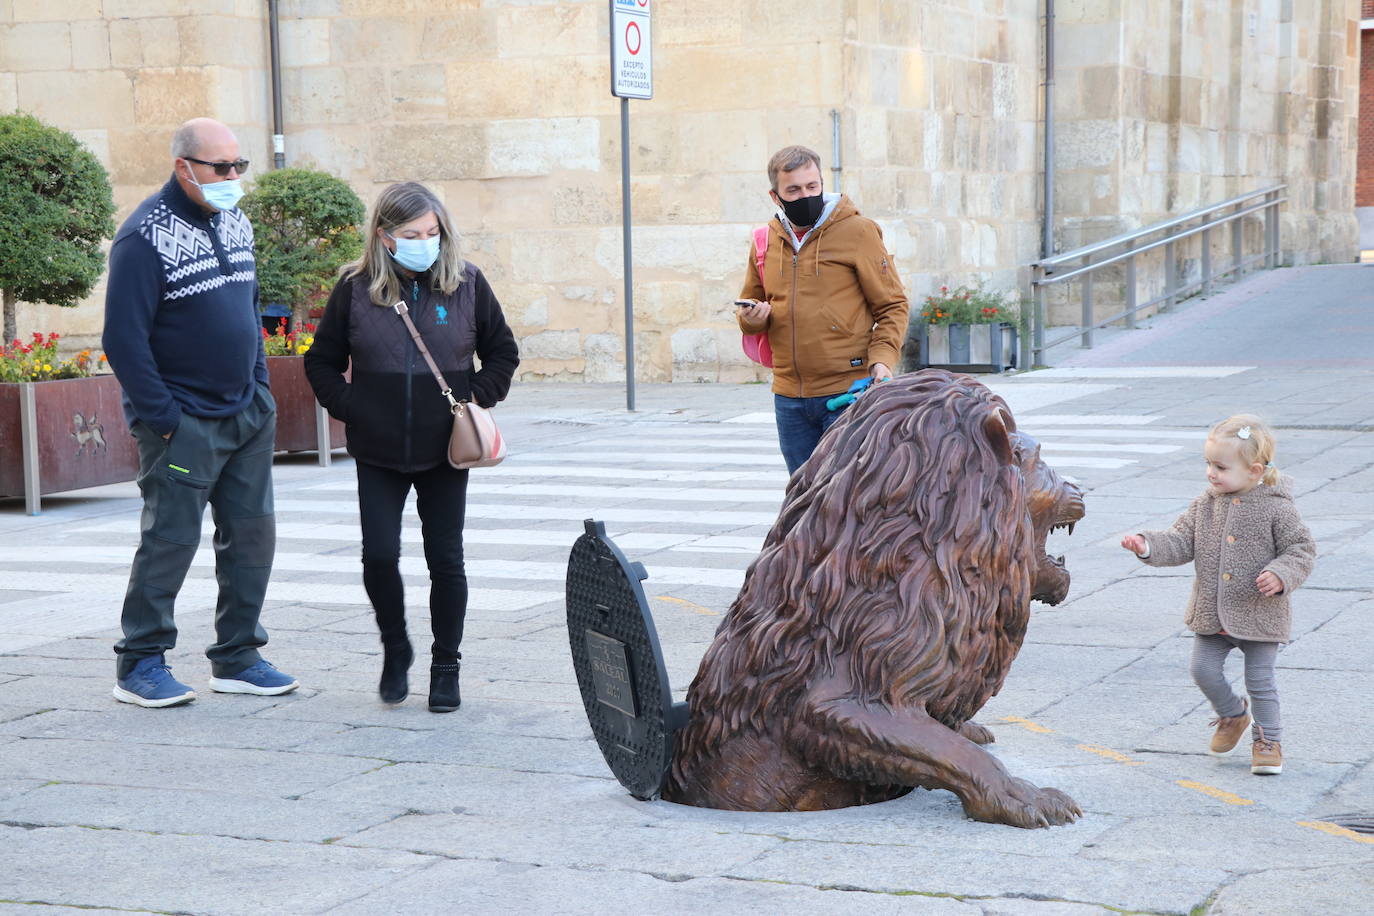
[{"xmin": 1, "ymin": 265, "xmax": 1372, "ymax": 914}]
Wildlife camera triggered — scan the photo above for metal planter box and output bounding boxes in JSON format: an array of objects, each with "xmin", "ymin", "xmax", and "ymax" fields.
[
  {"xmin": 2, "ymin": 360, "xmax": 343, "ymax": 515},
  {"xmin": 0, "ymin": 374, "xmax": 141, "ymax": 514},
  {"xmin": 908, "ymin": 322, "xmax": 1018, "ymax": 373},
  {"xmin": 267, "ymin": 355, "xmax": 344, "ymax": 455}
]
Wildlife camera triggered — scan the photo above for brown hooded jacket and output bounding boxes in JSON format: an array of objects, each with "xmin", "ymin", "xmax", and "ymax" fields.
[{"xmin": 737, "ymin": 195, "xmax": 909, "ymax": 398}]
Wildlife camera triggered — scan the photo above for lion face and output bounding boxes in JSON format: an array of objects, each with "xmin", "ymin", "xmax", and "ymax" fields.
[{"xmin": 1010, "ymin": 431, "xmax": 1084, "ymax": 605}]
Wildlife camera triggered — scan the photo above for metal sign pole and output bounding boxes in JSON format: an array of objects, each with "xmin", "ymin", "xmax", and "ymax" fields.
[
  {"xmin": 610, "ymin": 0, "xmax": 650, "ymax": 413},
  {"xmin": 620, "ymin": 97, "xmax": 635, "ymax": 412}
]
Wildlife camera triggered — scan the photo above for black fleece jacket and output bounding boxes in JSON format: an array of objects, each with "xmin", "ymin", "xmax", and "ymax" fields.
[{"xmin": 304, "ymin": 263, "xmax": 518, "ymax": 473}]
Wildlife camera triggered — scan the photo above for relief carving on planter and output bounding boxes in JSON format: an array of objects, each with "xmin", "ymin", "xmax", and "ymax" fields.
[{"xmin": 71, "ymin": 412, "xmax": 108, "ymax": 457}]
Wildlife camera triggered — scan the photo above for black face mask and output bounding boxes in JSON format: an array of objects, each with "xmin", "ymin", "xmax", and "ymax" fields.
[{"xmin": 777, "ymin": 191, "xmax": 825, "ymax": 227}]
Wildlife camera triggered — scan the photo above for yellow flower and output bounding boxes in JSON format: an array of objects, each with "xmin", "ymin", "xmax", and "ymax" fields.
[
  {"xmin": 42, "ymin": 364, "xmax": 52, "ymax": 372},
  {"xmin": 295, "ymin": 344, "xmax": 308, "ymax": 355}
]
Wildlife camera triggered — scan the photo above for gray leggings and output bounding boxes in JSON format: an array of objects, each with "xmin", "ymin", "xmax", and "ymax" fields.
[{"xmin": 1190, "ymin": 633, "xmax": 1281, "ymax": 742}]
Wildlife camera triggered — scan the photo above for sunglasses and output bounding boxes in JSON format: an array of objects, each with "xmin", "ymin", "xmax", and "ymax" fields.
[{"xmin": 185, "ymin": 156, "xmax": 250, "ymax": 177}]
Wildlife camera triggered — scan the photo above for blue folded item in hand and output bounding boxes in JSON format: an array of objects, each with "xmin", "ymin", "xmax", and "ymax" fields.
[{"xmin": 826, "ymin": 376, "xmax": 878, "ymax": 411}]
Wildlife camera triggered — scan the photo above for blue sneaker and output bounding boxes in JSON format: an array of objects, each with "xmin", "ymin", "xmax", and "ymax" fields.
[
  {"xmin": 113, "ymin": 655, "xmax": 196, "ymax": 708},
  {"xmin": 208, "ymin": 659, "xmax": 299, "ymax": 696}
]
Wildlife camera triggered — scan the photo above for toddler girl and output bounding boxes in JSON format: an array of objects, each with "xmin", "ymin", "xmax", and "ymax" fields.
[{"xmin": 1121, "ymin": 414, "xmax": 1315, "ymax": 775}]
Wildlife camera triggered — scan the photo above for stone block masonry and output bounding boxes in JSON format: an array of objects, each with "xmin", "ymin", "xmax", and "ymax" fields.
[{"xmin": 4, "ymin": 0, "xmax": 1364, "ymax": 379}]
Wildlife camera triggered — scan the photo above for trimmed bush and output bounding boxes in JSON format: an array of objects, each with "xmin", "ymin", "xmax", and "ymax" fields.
[
  {"xmin": 240, "ymin": 167, "xmax": 365, "ymax": 331},
  {"xmin": 0, "ymin": 113, "xmax": 116, "ymax": 344}
]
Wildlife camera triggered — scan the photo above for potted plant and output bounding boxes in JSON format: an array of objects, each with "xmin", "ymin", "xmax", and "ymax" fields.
[
  {"xmin": 0, "ymin": 114, "xmax": 121, "ymax": 513},
  {"xmin": 260, "ymin": 317, "xmax": 345, "ymax": 456},
  {"xmin": 904, "ymin": 285, "xmax": 1021, "ymax": 373},
  {"xmin": 239, "ymin": 167, "xmax": 365, "ymax": 334},
  {"xmin": 240, "ymin": 168, "xmax": 362, "ymax": 456},
  {"xmin": 0, "ymin": 333, "xmax": 138, "ymax": 514},
  {"xmin": 0, "ymin": 113, "xmax": 116, "ymax": 344}
]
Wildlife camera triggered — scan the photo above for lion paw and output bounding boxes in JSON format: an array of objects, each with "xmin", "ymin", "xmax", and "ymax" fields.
[
  {"xmin": 957, "ymin": 720, "xmax": 996, "ymax": 745},
  {"xmin": 968, "ymin": 777, "xmax": 1082, "ymax": 829}
]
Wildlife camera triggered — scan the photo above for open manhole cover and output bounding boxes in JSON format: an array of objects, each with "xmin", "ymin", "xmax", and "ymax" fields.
[{"xmin": 565, "ymin": 518, "xmax": 688, "ymax": 800}]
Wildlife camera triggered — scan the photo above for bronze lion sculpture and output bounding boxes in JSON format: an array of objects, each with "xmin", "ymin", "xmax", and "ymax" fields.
[{"xmin": 662, "ymin": 371, "xmax": 1085, "ymax": 828}]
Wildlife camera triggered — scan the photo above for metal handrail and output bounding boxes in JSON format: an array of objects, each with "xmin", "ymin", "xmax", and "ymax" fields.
[
  {"xmin": 1037, "ymin": 185, "xmax": 1285, "ymax": 270},
  {"xmin": 1038, "ymin": 196, "xmax": 1286, "ymax": 286},
  {"xmin": 1027, "ymin": 184, "xmax": 1286, "ymax": 365}
]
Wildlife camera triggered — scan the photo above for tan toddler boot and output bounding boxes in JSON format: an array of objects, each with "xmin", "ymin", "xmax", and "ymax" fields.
[
  {"xmin": 1207, "ymin": 698, "xmax": 1250, "ymax": 757},
  {"xmin": 1251, "ymin": 732, "xmax": 1283, "ymax": 775}
]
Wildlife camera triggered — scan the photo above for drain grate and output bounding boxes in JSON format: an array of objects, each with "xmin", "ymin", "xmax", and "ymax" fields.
[{"xmin": 1318, "ymin": 814, "xmax": 1374, "ymax": 835}]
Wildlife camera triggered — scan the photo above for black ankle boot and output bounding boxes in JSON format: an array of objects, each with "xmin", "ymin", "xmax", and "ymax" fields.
[
  {"xmin": 379, "ymin": 640, "xmax": 413, "ymax": 704},
  {"xmin": 428, "ymin": 662, "xmax": 461, "ymax": 713}
]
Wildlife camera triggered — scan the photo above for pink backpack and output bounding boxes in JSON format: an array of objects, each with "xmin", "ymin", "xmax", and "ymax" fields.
[{"xmin": 741, "ymin": 225, "xmax": 773, "ymax": 368}]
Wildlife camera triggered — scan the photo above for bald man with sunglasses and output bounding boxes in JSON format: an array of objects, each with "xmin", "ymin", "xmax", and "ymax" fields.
[{"xmin": 102, "ymin": 117, "xmax": 297, "ymax": 707}]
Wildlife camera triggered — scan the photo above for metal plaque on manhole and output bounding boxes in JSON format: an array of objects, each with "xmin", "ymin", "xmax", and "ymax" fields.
[{"xmin": 566, "ymin": 518, "xmax": 685, "ymax": 800}]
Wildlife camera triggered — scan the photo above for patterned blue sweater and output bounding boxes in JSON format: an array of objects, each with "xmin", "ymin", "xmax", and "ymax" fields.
[{"xmin": 103, "ymin": 176, "xmax": 267, "ymax": 436}]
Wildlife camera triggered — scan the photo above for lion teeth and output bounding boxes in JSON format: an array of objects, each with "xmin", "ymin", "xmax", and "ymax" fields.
[{"xmin": 1068, "ymin": 522, "xmax": 1075, "ymax": 536}]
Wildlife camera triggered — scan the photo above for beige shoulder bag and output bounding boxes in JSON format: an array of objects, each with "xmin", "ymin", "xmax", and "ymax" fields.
[{"xmin": 393, "ymin": 301, "xmax": 507, "ymax": 469}]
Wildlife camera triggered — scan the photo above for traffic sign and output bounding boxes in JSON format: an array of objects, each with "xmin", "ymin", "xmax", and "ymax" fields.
[{"xmin": 610, "ymin": 0, "xmax": 652, "ymax": 99}]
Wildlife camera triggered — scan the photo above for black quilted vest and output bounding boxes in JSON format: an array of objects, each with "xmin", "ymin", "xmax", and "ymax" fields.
[{"xmin": 341, "ymin": 265, "xmax": 479, "ymax": 472}]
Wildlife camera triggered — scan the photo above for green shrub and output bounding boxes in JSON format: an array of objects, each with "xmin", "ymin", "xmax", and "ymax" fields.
[
  {"xmin": 0, "ymin": 113, "xmax": 116, "ymax": 345},
  {"xmin": 240, "ymin": 167, "xmax": 365, "ymax": 330}
]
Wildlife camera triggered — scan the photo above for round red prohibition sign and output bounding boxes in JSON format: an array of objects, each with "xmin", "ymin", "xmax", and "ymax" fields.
[{"xmin": 625, "ymin": 20, "xmax": 642, "ymax": 55}]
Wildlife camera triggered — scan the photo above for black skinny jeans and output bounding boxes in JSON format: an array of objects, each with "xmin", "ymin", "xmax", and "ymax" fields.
[{"xmin": 355, "ymin": 459, "xmax": 469, "ymax": 664}]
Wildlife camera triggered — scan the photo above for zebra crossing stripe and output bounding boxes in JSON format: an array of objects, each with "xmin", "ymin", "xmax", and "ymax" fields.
[
  {"xmin": 479, "ymin": 464, "xmax": 789, "ymax": 483},
  {"xmin": 66, "ymin": 519, "xmax": 714, "ymax": 552},
  {"xmin": 0, "ymin": 570, "xmax": 561, "ymax": 616},
  {"xmin": 304, "ymin": 480, "xmax": 785, "ymax": 505},
  {"xmin": 0, "ymin": 546, "xmax": 748, "ymax": 590},
  {"xmin": 272, "ymin": 500, "xmax": 780, "ymax": 527}
]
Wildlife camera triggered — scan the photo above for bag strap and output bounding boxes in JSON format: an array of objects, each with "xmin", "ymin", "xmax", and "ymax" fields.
[
  {"xmin": 752, "ymin": 225, "xmax": 769, "ymax": 296},
  {"xmin": 393, "ymin": 301, "xmax": 461, "ymax": 415}
]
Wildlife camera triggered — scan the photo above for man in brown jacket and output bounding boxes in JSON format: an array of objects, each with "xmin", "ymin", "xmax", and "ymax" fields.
[{"xmin": 736, "ymin": 145, "xmax": 910, "ymax": 474}]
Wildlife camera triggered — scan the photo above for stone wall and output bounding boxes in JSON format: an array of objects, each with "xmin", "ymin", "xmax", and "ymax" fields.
[
  {"xmin": 3, "ymin": 0, "xmax": 1364, "ymax": 377},
  {"xmin": 1048, "ymin": 0, "xmax": 1363, "ymax": 322},
  {"xmin": 1360, "ymin": 16, "xmax": 1374, "ymax": 207},
  {"xmin": 5, "ymin": 0, "xmax": 272, "ymax": 346}
]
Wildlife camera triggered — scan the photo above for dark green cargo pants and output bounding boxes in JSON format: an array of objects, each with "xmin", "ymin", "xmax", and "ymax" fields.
[{"xmin": 115, "ymin": 384, "xmax": 277, "ymax": 679}]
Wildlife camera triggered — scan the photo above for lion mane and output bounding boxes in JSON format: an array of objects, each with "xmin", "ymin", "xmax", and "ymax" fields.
[{"xmin": 663, "ymin": 371, "xmax": 1079, "ymax": 825}]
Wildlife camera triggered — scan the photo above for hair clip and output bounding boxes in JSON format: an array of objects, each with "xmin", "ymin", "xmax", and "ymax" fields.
[{"xmin": 1237, "ymin": 426, "xmax": 1251, "ymax": 440}]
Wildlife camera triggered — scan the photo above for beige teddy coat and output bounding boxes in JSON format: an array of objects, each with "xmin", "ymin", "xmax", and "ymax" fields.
[{"xmin": 1136, "ymin": 475, "xmax": 1316, "ymax": 642}]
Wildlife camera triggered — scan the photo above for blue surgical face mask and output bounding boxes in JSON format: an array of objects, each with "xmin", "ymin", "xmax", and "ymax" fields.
[
  {"xmin": 188, "ymin": 171, "xmax": 245, "ymax": 212},
  {"xmin": 386, "ymin": 232, "xmax": 441, "ymax": 273}
]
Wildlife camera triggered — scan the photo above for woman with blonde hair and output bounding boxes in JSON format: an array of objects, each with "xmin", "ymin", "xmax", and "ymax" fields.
[{"xmin": 306, "ymin": 181, "xmax": 518, "ymax": 712}]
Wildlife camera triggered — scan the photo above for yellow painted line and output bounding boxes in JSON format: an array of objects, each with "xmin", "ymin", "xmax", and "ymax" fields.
[
  {"xmin": 1001, "ymin": 716, "xmax": 1053, "ymax": 734},
  {"xmin": 1077, "ymin": 743, "xmax": 1145, "ymax": 766},
  {"xmin": 1298, "ymin": 821, "xmax": 1374, "ymax": 845},
  {"xmin": 1176, "ymin": 780, "xmax": 1254, "ymax": 806},
  {"xmin": 654, "ymin": 595, "xmax": 718, "ymax": 616}
]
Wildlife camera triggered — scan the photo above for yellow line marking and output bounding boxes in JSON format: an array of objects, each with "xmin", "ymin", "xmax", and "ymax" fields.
[
  {"xmin": 1176, "ymin": 780, "xmax": 1254, "ymax": 806},
  {"xmin": 1077, "ymin": 743, "xmax": 1145, "ymax": 766},
  {"xmin": 1297, "ymin": 821, "xmax": 1374, "ymax": 845},
  {"xmin": 1001, "ymin": 716, "xmax": 1053, "ymax": 734},
  {"xmin": 654, "ymin": 595, "xmax": 718, "ymax": 616}
]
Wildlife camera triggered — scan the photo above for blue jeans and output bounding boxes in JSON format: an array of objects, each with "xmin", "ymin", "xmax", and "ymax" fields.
[{"xmin": 775, "ymin": 394, "xmax": 844, "ymax": 475}]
